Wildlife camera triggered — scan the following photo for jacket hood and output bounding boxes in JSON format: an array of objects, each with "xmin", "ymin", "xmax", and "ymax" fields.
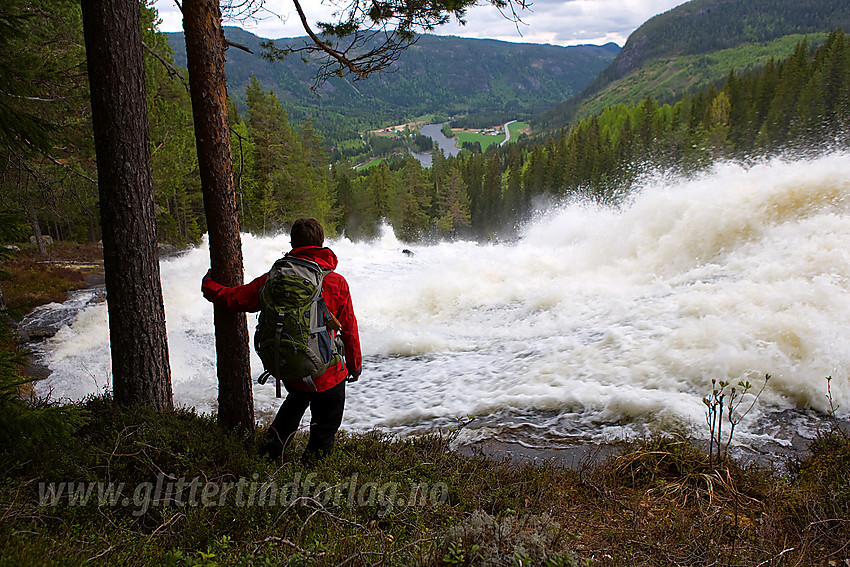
[{"xmin": 288, "ymin": 246, "xmax": 339, "ymax": 271}]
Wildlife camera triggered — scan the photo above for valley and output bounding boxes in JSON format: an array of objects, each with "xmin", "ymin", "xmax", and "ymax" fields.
[{"xmin": 361, "ymin": 118, "xmax": 531, "ymax": 169}]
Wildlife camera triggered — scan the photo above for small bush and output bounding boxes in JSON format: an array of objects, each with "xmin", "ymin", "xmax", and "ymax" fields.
[
  {"xmin": 612, "ymin": 437, "xmax": 709, "ymax": 489},
  {"xmin": 440, "ymin": 509, "xmax": 580, "ymax": 567},
  {"xmin": 0, "ymin": 317, "xmax": 89, "ymax": 461},
  {"xmin": 793, "ymin": 429, "xmax": 850, "ymax": 541}
]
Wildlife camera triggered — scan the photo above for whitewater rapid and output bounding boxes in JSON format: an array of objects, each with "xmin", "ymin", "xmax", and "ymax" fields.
[{"xmin": 36, "ymin": 153, "xmax": 850, "ymax": 452}]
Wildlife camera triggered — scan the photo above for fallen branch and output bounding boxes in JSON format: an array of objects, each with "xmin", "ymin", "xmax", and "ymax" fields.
[
  {"xmin": 755, "ymin": 547, "xmax": 795, "ymax": 567},
  {"xmin": 251, "ymin": 536, "xmax": 326, "ymax": 557},
  {"xmin": 85, "ymin": 545, "xmax": 113, "ymax": 563}
]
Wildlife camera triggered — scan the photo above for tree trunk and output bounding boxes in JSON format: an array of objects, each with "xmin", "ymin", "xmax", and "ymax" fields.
[
  {"xmin": 81, "ymin": 0, "xmax": 173, "ymax": 410},
  {"xmin": 183, "ymin": 0, "xmax": 254, "ymax": 431},
  {"xmin": 88, "ymin": 212, "xmax": 98, "ymax": 243},
  {"xmin": 27, "ymin": 205, "xmax": 46, "ymax": 256}
]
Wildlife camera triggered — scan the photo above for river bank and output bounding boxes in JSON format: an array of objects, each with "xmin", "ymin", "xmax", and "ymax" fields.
[{"xmin": 1, "ymin": 393, "xmax": 848, "ymax": 566}]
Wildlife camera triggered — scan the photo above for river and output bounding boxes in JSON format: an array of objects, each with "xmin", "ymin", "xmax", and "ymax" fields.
[
  {"xmin": 412, "ymin": 122, "xmax": 461, "ymax": 167},
  {"xmin": 35, "ymin": 153, "xmax": 850, "ymax": 462}
]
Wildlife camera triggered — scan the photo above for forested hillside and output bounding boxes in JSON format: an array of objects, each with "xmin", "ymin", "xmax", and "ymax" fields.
[
  {"xmin": 167, "ymin": 29, "xmax": 619, "ymax": 144},
  {"xmin": 538, "ymin": 0, "xmax": 850, "ymax": 130},
  {"xmin": 415, "ymin": 33, "xmax": 850, "ymax": 239}
]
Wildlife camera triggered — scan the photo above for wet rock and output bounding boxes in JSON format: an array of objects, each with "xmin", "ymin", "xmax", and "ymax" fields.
[
  {"xmin": 24, "ymin": 360, "xmax": 53, "ymax": 381},
  {"xmin": 2, "ymin": 313, "xmax": 28, "ymax": 344},
  {"xmin": 20, "ymin": 304, "xmax": 78, "ymax": 340},
  {"xmin": 158, "ymin": 243, "xmax": 179, "ymax": 257},
  {"xmin": 19, "ymin": 289, "xmax": 103, "ymax": 341}
]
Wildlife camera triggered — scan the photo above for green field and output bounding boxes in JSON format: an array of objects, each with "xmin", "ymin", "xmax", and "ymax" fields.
[
  {"xmin": 355, "ymin": 157, "xmax": 386, "ymax": 170},
  {"xmin": 507, "ymin": 121, "xmax": 528, "ymax": 140},
  {"xmin": 453, "ymin": 130, "xmax": 504, "ymax": 151},
  {"xmin": 337, "ymin": 139, "xmax": 365, "ymax": 151},
  {"xmin": 453, "ymin": 121, "xmax": 528, "ymax": 152}
]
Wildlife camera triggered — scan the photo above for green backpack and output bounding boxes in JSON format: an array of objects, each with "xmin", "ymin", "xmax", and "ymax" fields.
[{"xmin": 254, "ymin": 256, "xmax": 343, "ymax": 396}]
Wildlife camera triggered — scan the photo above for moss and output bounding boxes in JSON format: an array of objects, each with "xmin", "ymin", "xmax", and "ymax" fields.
[
  {"xmin": 797, "ymin": 430, "xmax": 850, "ymax": 489},
  {"xmin": 441, "ymin": 510, "xmax": 580, "ymax": 567}
]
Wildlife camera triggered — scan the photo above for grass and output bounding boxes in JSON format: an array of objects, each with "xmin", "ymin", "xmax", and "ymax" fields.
[
  {"xmin": 355, "ymin": 157, "xmax": 387, "ymax": 170},
  {"xmin": 507, "ymin": 122, "xmax": 529, "ymax": 140},
  {"xmin": 335, "ymin": 139, "xmax": 365, "ymax": 151},
  {"xmin": 453, "ymin": 130, "xmax": 505, "ymax": 152},
  {"xmin": 452, "ymin": 121, "xmax": 529, "ymax": 153},
  {"xmin": 0, "ymin": 398, "xmax": 581, "ymax": 566},
  {"xmin": 0, "ymin": 394, "xmax": 848, "ymax": 566}
]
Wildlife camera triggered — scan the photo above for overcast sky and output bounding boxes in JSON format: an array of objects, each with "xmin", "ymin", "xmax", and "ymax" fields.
[{"xmin": 153, "ymin": 0, "xmax": 690, "ymax": 47}]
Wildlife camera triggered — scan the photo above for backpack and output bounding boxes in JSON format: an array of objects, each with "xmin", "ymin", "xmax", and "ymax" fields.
[{"xmin": 254, "ymin": 256, "xmax": 343, "ymax": 396}]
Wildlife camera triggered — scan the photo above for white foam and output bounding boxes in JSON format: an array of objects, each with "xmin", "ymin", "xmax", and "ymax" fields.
[{"xmin": 35, "ymin": 153, "xmax": 850, "ymax": 443}]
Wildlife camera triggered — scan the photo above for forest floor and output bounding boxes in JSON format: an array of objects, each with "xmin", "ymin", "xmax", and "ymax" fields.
[
  {"xmin": 1, "ymin": 241, "xmax": 104, "ymax": 317},
  {"xmin": 1, "ymin": 243, "xmax": 849, "ymax": 566}
]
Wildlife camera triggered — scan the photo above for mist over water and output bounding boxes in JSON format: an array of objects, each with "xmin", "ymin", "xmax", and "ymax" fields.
[{"xmin": 36, "ymin": 153, "xmax": 850, "ymax": 453}]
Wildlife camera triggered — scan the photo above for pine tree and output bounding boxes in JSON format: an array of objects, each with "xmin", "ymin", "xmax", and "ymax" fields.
[
  {"xmin": 434, "ymin": 168, "xmax": 470, "ymax": 237},
  {"xmin": 330, "ymin": 161, "xmax": 356, "ymax": 236},
  {"xmin": 0, "ymin": 0, "xmax": 94, "ymax": 247},
  {"xmin": 502, "ymin": 144, "xmax": 525, "ymax": 228},
  {"xmin": 706, "ymin": 91, "xmax": 732, "ymax": 157},
  {"xmin": 394, "ymin": 157, "xmax": 432, "ymax": 241},
  {"xmin": 479, "ymin": 152, "xmax": 503, "ymax": 233},
  {"xmin": 246, "ymin": 76, "xmax": 332, "ymax": 230},
  {"xmin": 184, "ymin": 0, "xmax": 253, "ymax": 432}
]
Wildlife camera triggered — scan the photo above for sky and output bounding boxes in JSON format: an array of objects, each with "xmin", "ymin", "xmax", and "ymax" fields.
[{"xmin": 153, "ymin": 0, "xmax": 690, "ymax": 47}]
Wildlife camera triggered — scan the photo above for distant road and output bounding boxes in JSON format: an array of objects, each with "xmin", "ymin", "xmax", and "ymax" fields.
[{"xmin": 500, "ymin": 120, "xmax": 518, "ymax": 147}]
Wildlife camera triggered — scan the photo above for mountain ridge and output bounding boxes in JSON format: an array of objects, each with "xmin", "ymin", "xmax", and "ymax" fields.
[
  {"xmin": 166, "ymin": 28, "xmax": 619, "ymax": 138},
  {"xmin": 536, "ymin": 0, "xmax": 850, "ymax": 131}
]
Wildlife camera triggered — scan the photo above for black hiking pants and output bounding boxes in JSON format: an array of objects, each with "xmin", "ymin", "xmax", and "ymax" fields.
[{"xmin": 264, "ymin": 379, "xmax": 346, "ymax": 461}]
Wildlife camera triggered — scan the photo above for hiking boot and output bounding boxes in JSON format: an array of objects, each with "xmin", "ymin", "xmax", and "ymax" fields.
[
  {"xmin": 299, "ymin": 448, "xmax": 330, "ymax": 466},
  {"xmin": 258, "ymin": 441, "xmax": 282, "ymax": 463}
]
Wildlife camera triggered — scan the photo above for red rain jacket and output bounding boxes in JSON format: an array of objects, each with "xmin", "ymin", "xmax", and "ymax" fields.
[{"xmin": 201, "ymin": 246, "xmax": 362, "ymax": 392}]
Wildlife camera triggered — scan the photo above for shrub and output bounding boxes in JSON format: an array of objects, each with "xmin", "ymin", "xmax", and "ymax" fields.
[{"xmin": 440, "ymin": 509, "xmax": 581, "ymax": 567}]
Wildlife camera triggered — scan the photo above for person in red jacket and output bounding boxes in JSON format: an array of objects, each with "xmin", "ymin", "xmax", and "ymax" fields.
[{"xmin": 202, "ymin": 218, "xmax": 362, "ymax": 462}]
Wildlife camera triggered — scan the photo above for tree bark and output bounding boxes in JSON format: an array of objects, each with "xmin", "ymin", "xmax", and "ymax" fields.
[
  {"xmin": 81, "ymin": 0, "xmax": 173, "ymax": 410},
  {"xmin": 183, "ymin": 0, "xmax": 254, "ymax": 431},
  {"xmin": 27, "ymin": 205, "xmax": 46, "ymax": 256}
]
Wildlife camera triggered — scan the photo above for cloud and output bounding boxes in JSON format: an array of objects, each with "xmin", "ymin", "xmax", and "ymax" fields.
[{"xmin": 152, "ymin": 0, "xmax": 688, "ymax": 47}]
